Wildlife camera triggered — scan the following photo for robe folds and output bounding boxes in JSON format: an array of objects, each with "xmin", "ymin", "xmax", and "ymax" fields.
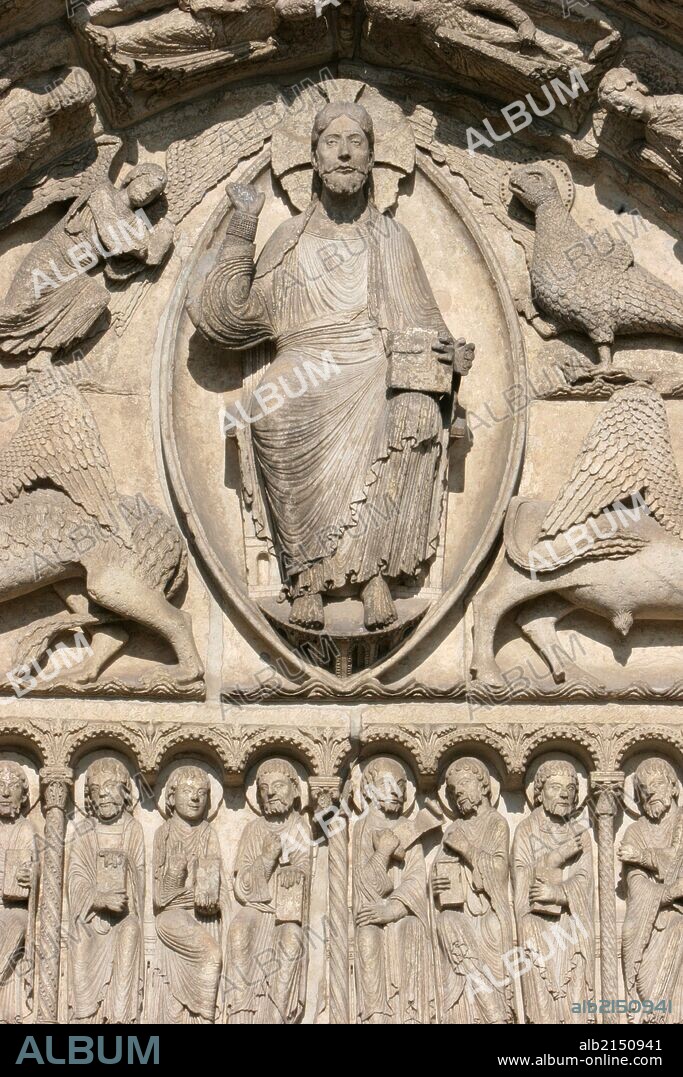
[
  {"xmin": 224, "ymin": 814, "xmax": 311, "ymax": 1024},
  {"xmin": 352, "ymin": 808, "xmax": 435, "ymax": 1024},
  {"xmin": 67, "ymin": 814, "xmax": 145, "ymax": 1023},
  {"xmin": 0, "ymin": 817, "xmax": 38, "ymax": 1024},
  {"xmin": 512, "ymin": 808, "xmax": 595, "ymax": 1025},
  {"xmin": 621, "ymin": 807, "xmax": 683, "ymax": 1023},
  {"xmin": 431, "ymin": 806, "xmax": 514, "ymax": 1023},
  {"xmin": 150, "ymin": 817, "xmax": 224, "ymax": 1024},
  {"xmin": 194, "ymin": 201, "xmax": 454, "ymax": 595}
]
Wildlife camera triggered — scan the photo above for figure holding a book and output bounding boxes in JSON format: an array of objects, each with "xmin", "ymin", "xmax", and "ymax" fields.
[
  {"xmin": 66, "ymin": 757, "xmax": 145, "ymax": 1023},
  {"xmin": 0, "ymin": 761, "xmax": 38, "ymax": 1024},
  {"xmin": 150, "ymin": 765, "xmax": 224, "ymax": 1024},
  {"xmin": 224, "ymin": 757, "xmax": 311, "ymax": 1024},
  {"xmin": 431, "ymin": 757, "xmax": 514, "ymax": 1024}
]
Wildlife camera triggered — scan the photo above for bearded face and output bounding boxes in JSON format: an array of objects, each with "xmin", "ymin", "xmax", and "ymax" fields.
[
  {"xmin": 0, "ymin": 767, "xmax": 25, "ymax": 819},
  {"xmin": 87, "ymin": 770, "xmax": 127, "ymax": 823},
  {"xmin": 257, "ymin": 773, "xmax": 296, "ymax": 818},
  {"xmin": 313, "ymin": 114, "xmax": 373, "ymax": 198},
  {"xmin": 638, "ymin": 771, "xmax": 675, "ymax": 821},
  {"xmin": 448, "ymin": 769, "xmax": 484, "ymax": 816},
  {"xmin": 364, "ymin": 765, "xmax": 406, "ymax": 818},
  {"xmin": 540, "ymin": 772, "xmax": 577, "ymax": 819}
]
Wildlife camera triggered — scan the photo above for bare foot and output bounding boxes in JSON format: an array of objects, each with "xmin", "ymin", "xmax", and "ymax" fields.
[
  {"xmin": 362, "ymin": 576, "xmax": 398, "ymax": 630},
  {"xmin": 290, "ymin": 593, "xmax": 324, "ymax": 630}
]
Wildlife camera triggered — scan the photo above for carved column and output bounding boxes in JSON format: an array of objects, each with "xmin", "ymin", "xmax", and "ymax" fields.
[
  {"xmin": 36, "ymin": 765, "xmax": 73, "ymax": 1024},
  {"xmin": 591, "ymin": 771, "xmax": 624, "ymax": 1025},
  {"xmin": 309, "ymin": 777, "xmax": 349, "ymax": 1025}
]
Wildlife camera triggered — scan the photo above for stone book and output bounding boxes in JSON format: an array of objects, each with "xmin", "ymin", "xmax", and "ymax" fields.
[
  {"xmin": 435, "ymin": 858, "xmax": 466, "ymax": 910},
  {"xmin": 275, "ymin": 869, "xmax": 305, "ymax": 924},
  {"xmin": 2, "ymin": 848, "xmax": 30, "ymax": 901},
  {"xmin": 386, "ymin": 328, "xmax": 452, "ymax": 395},
  {"xmin": 195, "ymin": 856, "xmax": 221, "ymax": 907},
  {"xmin": 96, "ymin": 849, "xmax": 126, "ymax": 895}
]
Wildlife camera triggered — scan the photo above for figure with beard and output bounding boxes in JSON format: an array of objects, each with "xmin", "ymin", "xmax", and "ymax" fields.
[
  {"xmin": 191, "ymin": 101, "xmax": 474, "ymax": 632},
  {"xmin": 512, "ymin": 760, "xmax": 595, "ymax": 1024},
  {"xmin": 67, "ymin": 758, "xmax": 145, "ymax": 1023},
  {"xmin": 150, "ymin": 766, "xmax": 224, "ymax": 1023},
  {"xmin": 224, "ymin": 757, "xmax": 311, "ymax": 1024},
  {"xmin": 431, "ymin": 757, "xmax": 514, "ymax": 1023},
  {"xmin": 352, "ymin": 756, "xmax": 435, "ymax": 1023},
  {"xmin": 0, "ymin": 762, "xmax": 38, "ymax": 1024},
  {"xmin": 620, "ymin": 758, "xmax": 683, "ymax": 1022}
]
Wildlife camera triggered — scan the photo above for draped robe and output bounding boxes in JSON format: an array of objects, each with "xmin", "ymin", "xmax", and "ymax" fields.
[
  {"xmin": 193, "ymin": 202, "xmax": 453, "ymax": 597},
  {"xmin": 67, "ymin": 813, "xmax": 145, "ymax": 1023},
  {"xmin": 621, "ymin": 806, "xmax": 683, "ymax": 1023},
  {"xmin": 352, "ymin": 807, "xmax": 435, "ymax": 1024},
  {"xmin": 150, "ymin": 816, "xmax": 223, "ymax": 1023},
  {"xmin": 224, "ymin": 814, "xmax": 311, "ymax": 1024},
  {"xmin": 512, "ymin": 808, "xmax": 595, "ymax": 1024},
  {"xmin": 0, "ymin": 817, "xmax": 37, "ymax": 1024},
  {"xmin": 430, "ymin": 805, "xmax": 514, "ymax": 1023}
]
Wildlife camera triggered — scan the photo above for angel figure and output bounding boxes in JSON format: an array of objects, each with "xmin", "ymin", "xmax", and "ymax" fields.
[{"xmin": 0, "ymin": 162, "xmax": 173, "ymax": 365}]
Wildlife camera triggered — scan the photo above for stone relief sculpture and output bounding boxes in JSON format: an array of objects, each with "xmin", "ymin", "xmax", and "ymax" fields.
[
  {"xmin": 351, "ymin": 755, "xmax": 439, "ymax": 1024},
  {"xmin": 0, "ymin": 163, "xmax": 173, "ymax": 362},
  {"xmin": 598, "ymin": 68, "xmax": 683, "ymax": 188},
  {"xmin": 512, "ymin": 760, "xmax": 595, "ymax": 1024},
  {"xmin": 430, "ymin": 757, "xmax": 514, "ymax": 1024},
  {"xmin": 620, "ymin": 758, "xmax": 683, "ymax": 1022},
  {"xmin": 224, "ymin": 757, "xmax": 311, "ymax": 1024},
  {"xmin": 66, "ymin": 757, "xmax": 145, "ymax": 1023},
  {"xmin": 470, "ymin": 383, "xmax": 683, "ymax": 690},
  {"xmin": 190, "ymin": 100, "xmax": 474, "ymax": 636},
  {"xmin": 0, "ymin": 162, "xmax": 203, "ymax": 691},
  {"xmin": 0, "ymin": 761, "xmax": 38, "ymax": 1025},
  {"xmin": 1, "ymin": 0, "xmax": 683, "ymax": 1031},
  {"xmin": 149, "ymin": 765, "xmax": 225, "ymax": 1023},
  {"xmin": 362, "ymin": 0, "xmax": 620, "ymax": 113},
  {"xmin": 509, "ymin": 162, "xmax": 683, "ymax": 371}
]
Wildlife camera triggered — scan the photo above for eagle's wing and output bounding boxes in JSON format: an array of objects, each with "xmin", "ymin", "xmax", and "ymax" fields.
[
  {"xmin": 0, "ymin": 375, "xmax": 121, "ymax": 532},
  {"xmin": 541, "ymin": 384, "xmax": 683, "ymax": 539}
]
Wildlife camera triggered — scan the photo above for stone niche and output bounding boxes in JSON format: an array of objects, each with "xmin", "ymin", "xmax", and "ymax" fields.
[{"xmin": 0, "ymin": 0, "xmax": 683, "ymax": 1026}]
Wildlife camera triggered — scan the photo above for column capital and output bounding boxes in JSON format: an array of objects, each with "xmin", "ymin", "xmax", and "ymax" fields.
[{"xmin": 39, "ymin": 765, "xmax": 73, "ymax": 812}]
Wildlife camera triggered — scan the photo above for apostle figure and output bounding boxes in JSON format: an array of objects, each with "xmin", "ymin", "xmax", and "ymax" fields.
[
  {"xmin": 512, "ymin": 759, "xmax": 595, "ymax": 1024},
  {"xmin": 150, "ymin": 765, "xmax": 224, "ymax": 1023},
  {"xmin": 620, "ymin": 758, "xmax": 683, "ymax": 1022},
  {"xmin": 352, "ymin": 755, "xmax": 435, "ymax": 1023},
  {"xmin": 67, "ymin": 757, "xmax": 145, "ymax": 1023},
  {"xmin": 0, "ymin": 761, "xmax": 38, "ymax": 1024},
  {"xmin": 431, "ymin": 757, "xmax": 514, "ymax": 1023},
  {"xmin": 224, "ymin": 757, "xmax": 311, "ymax": 1024},
  {"xmin": 190, "ymin": 100, "xmax": 474, "ymax": 632}
]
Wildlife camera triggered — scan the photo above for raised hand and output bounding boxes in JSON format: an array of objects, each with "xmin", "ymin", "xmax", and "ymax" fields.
[{"xmin": 226, "ymin": 182, "xmax": 266, "ymax": 218}]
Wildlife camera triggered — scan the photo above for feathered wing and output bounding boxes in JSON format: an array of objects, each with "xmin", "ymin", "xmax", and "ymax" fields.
[
  {"xmin": 541, "ymin": 384, "xmax": 683, "ymax": 540},
  {"xmin": 0, "ymin": 377, "xmax": 122, "ymax": 532}
]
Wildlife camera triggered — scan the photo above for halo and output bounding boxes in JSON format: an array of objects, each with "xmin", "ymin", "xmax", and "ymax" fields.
[
  {"xmin": 270, "ymin": 78, "xmax": 416, "ymax": 214},
  {"xmin": 156, "ymin": 756, "xmax": 224, "ymax": 822},
  {"xmin": 73, "ymin": 750, "xmax": 142, "ymax": 819},
  {"xmin": 524, "ymin": 752, "xmax": 588, "ymax": 813},
  {"xmin": 244, "ymin": 756, "xmax": 309, "ymax": 815},
  {"xmin": 500, "ymin": 157, "xmax": 575, "ymax": 214},
  {"xmin": 0, "ymin": 750, "xmax": 40, "ymax": 815},
  {"xmin": 622, "ymin": 753, "xmax": 683, "ymax": 820},
  {"xmin": 346, "ymin": 754, "xmax": 417, "ymax": 817},
  {"xmin": 437, "ymin": 756, "xmax": 501, "ymax": 815}
]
